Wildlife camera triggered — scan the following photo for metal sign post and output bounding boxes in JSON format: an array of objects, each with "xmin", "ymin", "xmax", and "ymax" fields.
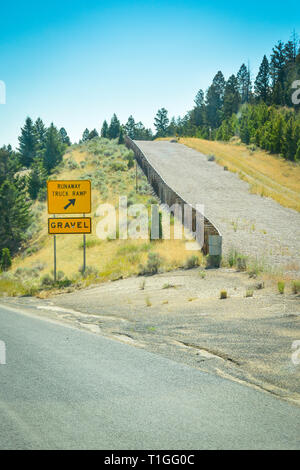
[
  {"xmin": 47, "ymin": 180, "xmax": 92, "ymax": 279},
  {"xmin": 83, "ymin": 214, "xmax": 86, "ymax": 275},
  {"xmin": 53, "ymin": 215, "xmax": 57, "ymax": 282}
]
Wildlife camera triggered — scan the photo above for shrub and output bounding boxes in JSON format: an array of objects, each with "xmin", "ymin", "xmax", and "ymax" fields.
[
  {"xmin": 66, "ymin": 158, "xmax": 79, "ymax": 170},
  {"xmin": 277, "ymin": 281, "xmax": 285, "ymax": 294},
  {"xmin": 228, "ymin": 248, "xmax": 238, "ymax": 267},
  {"xmin": 292, "ymin": 280, "xmax": 300, "ymax": 294},
  {"xmin": 184, "ymin": 255, "xmax": 200, "ymax": 269},
  {"xmin": 37, "ymin": 187, "xmax": 47, "ymax": 202},
  {"xmin": 245, "ymin": 289, "xmax": 254, "ymax": 297},
  {"xmin": 78, "ymin": 265, "xmax": 98, "ymax": 278},
  {"xmin": 236, "ymin": 255, "xmax": 247, "ymax": 271},
  {"xmin": 41, "ymin": 274, "xmax": 54, "ymax": 287},
  {"xmin": 139, "ymin": 252, "xmax": 162, "ymax": 275},
  {"xmin": 127, "ymin": 154, "xmax": 135, "ymax": 169},
  {"xmin": 0, "ymin": 248, "xmax": 12, "ymax": 272}
]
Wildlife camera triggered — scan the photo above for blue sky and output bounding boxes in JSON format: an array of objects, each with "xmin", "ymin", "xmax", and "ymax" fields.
[{"xmin": 0, "ymin": 0, "xmax": 299, "ymax": 147}]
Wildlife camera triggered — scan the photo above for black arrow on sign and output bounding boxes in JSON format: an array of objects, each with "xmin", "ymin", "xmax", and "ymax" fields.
[{"xmin": 64, "ymin": 199, "xmax": 76, "ymax": 210}]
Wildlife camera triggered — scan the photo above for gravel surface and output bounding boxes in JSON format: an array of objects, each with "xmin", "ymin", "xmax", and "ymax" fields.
[
  {"xmin": 4, "ymin": 268, "xmax": 300, "ymax": 404},
  {"xmin": 136, "ymin": 140, "xmax": 300, "ymax": 276}
]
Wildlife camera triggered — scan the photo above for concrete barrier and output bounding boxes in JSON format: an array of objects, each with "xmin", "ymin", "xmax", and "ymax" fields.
[{"xmin": 125, "ymin": 136, "xmax": 222, "ymax": 263}]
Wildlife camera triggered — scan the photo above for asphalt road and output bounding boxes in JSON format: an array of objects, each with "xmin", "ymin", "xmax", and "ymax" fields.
[{"xmin": 0, "ymin": 304, "xmax": 299, "ymax": 450}]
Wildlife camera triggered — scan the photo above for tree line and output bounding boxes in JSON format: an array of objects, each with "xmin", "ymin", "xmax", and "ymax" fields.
[
  {"xmin": 0, "ymin": 118, "xmax": 71, "ymax": 260},
  {"xmin": 150, "ymin": 32, "xmax": 300, "ymax": 161}
]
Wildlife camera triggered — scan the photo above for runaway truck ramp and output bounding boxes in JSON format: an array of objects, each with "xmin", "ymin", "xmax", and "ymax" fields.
[
  {"xmin": 126, "ymin": 138, "xmax": 300, "ymax": 275},
  {"xmin": 125, "ymin": 136, "xmax": 222, "ymax": 262}
]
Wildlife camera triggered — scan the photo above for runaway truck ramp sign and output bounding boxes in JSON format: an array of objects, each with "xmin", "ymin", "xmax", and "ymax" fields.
[
  {"xmin": 47, "ymin": 179, "xmax": 92, "ymax": 280},
  {"xmin": 47, "ymin": 180, "xmax": 91, "ymax": 214},
  {"xmin": 48, "ymin": 217, "xmax": 92, "ymax": 235}
]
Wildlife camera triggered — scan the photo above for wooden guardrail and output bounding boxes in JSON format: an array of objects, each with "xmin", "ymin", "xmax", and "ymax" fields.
[{"xmin": 125, "ymin": 136, "xmax": 222, "ymax": 262}]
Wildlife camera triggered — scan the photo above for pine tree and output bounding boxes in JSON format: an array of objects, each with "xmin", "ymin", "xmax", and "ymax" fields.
[
  {"xmin": 18, "ymin": 117, "xmax": 38, "ymax": 167},
  {"xmin": 154, "ymin": 108, "xmax": 169, "ymax": 137},
  {"xmin": 134, "ymin": 122, "xmax": 153, "ymax": 140},
  {"xmin": 254, "ymin": 56, "xmax": 270, "ymax": 103},
  {"xmin": 223, "ymin": 75, "xmax": 240, "ymax": 119},
  {"xmin": 118, "ymin": 127, "xmax": 125, "ymax": 144},
  {"xmin": 194, "ymin": 89, "xmax": 204, "ymax": 108},
  {"xmin": 282, "ymin": 118, "xmax": 297, "ymax": 161},
  {"xmin": 0, "ymin": 179, "xmax": 31, "ymax": 254},
  {"xmin": 82, "ymin": 129, "xmax": 90, "ymax": 142},
  {"xmin": 205, "ymin": 71, "xmax": 225, "ymax": 128},
  {"xmin": 270, "ymin": 41, "xmax": 286, "ymax": 101},
  {"xmin": 125, "ymin": 115, "xmax": 136, "ymax": 139},
  {"xmin": 34, "ymin": 118, "xmax": 47, "ymax": 150},
  {"xmin": 27, "ymin": 160, "xmax": 47, "ymax": 200},
  {"xmin": 43, "ymin": 124, "xmax": 64, "ymax": 173},
  {"xmin": 88, "ymin": 129, "xmax": 99, "ymax": 140},
  {"xmin": 0, "ymin": 248, "xmax": 12, "ymax": 271},
  {"xmin": 108, "ymin": 114, "xmax": 121, "ymax": 139},
  {"xmin": 237, "ymin": 64, "xmax": 251, "ymax": 103},
  {"xmin": 101, "ymin": 120, "xmax": 108, "ymax": 138},
  {"xmin": 59, "ymin": 127, "xmax": 71, "ymax": 145}
]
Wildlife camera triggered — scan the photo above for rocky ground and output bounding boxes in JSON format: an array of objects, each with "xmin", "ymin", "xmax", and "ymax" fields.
[{"xmin": 3, "ymin": 267, "xmax": 300, "ymax": 404}]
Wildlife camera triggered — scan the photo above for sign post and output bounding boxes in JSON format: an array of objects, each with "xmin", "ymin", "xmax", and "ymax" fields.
[
  {"xmin": 53, "ymin": 215, "xmax": 57, "ymax": 282},
  {"xmin": 83, "ymin": 214, "xmax": 86, "ymax": 274},
  {"xmin": 47, "ymin": 180, "xmax": 92, "ymax": 280}
]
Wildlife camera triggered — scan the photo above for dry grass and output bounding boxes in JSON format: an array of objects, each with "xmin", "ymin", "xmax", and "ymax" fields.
[
  {"xmin": 6, "ymin": 138, "xmax": 202, "ymax": 294},
  {"xmin": 179, "ymin": 138, "xmax": 300, "ymax": 212}
]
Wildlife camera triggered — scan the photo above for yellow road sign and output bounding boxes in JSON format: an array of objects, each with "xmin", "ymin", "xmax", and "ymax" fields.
[
  {"xmin": 48, "ymin": 217, "xmax": 92, "ymax": 235},
  {"xmin": 47, "ymin": 180, "xmax": 91, "ymax": 214}
]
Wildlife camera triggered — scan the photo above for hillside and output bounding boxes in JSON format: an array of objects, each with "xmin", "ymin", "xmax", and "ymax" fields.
[
  {"xmin": 0, "ymin": 138, "xmax": 200, "ymax": 297},
  {"xmin": 180, "ymin": 137, "xmax": 300, "ymax": 212}
]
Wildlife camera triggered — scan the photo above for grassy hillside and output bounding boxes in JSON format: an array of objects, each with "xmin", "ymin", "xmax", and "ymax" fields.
[
  {"xmin": 0, "ymin": 138, "xmax": 202, "ymax": 297},
  {"xmin": 179, "ymin": 137, "xmax": 300, "ymax": 212}
]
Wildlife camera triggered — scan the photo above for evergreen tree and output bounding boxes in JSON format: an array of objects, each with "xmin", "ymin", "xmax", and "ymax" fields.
[
  {"xmin": 134, "ymin": 122, "xmax": 153, "ymax": 140},
  {"xmin": 18, "ymin": 117, "xmax": 37, "ymax": 167},
  {"xmin": 0, "ymin": 179, "xmax": 31, "ymax": 255},
  {"xmin": 43, "ymin": 124, "xmax": 64, "ymax": 173},
  {"xmin": 154, "ymin": 108, "xmax": 169, "ymax": 137},
  {"xmin": 282, "ymin": 118, "xmax": 297, "ymax": 160},
  {"xmin": 254, "ymin": 55, "xmax": 270, "ymax": 103},
  {"xmin": 125, "ymin": 115, "xmax": 136, "ymax": 139},
  {"xmin": 205, "ymin": 71, "xmax": 225, "ymax": 128},
  {"xmin": 270, "ymin": 41, "xmax": 286, "ymax": 95},
  {"xmin": 0, "ymin": 146, "xmax": 20, "ymax": 186},
  {"xmin": 118, "ymin": 127, "xmax": 125, "ymax": 144},
  {"xmin": 194, "ymin": 89, "xmax": 204, "ymax": 108},
  {"xmin": 237, "ymin": 64, "xmax": 251, "ymax": 103},
  {"xmin": 108, "ymin": 114, "xmax": 121, "ymax": 139},
  {"xmin": 27, "ymin": 160, "xmax": 47, "ymax": 200},
  {"xmin": 88, "ymin": 129, "xmax": 99, "ymax": 140},
  {"xmin": 82, "ymin": 128, "xmax": 90, "ymax": 142},
  {"xmin": 59, "ymin": 127, "xmax": 71, "ymax": 145},
  {"xmin": 34, "ymin": 118, "xmax": 47, "ymax": 151},
  {"xmin": 0, "ymin": 248, "xmax": 12, "ymax": 271},
  {"xmin": 223, "ymin": 75, "xmax": 240, "ymax": 119},
  {"xmin": 101, "ymin": 120, "xmax": 108, "ymax": 138}
]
